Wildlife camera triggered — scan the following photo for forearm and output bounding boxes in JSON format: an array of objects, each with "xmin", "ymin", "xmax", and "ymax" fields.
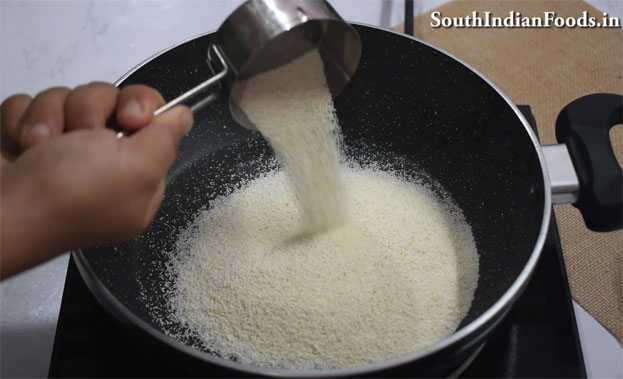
[{"xmin": 0, "ymin": 169, "xmax": 65, "ymax": 279}]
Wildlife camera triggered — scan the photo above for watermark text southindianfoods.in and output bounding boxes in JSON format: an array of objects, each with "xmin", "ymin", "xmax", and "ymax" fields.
[{"xmin": 430, "ymin": 11, "xmax": 621, "ymax": 28}]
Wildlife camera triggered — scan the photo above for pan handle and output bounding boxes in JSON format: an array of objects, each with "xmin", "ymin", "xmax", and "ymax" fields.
[{"xmin": 552, "ymin": 93, "xmax": 622, "ymax": 232}]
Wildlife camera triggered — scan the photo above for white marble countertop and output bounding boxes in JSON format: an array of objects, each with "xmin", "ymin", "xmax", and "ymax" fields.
[{"xmin": 1, "ymin": 1, "xmax": 621, "ymax": 378}]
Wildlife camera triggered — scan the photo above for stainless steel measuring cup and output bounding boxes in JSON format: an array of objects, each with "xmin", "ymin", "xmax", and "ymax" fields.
[{"xmin": 151, "ymin": 0, "xmax": 361, "ymax": 130}]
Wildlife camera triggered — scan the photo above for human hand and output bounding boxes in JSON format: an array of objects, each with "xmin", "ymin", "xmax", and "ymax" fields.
[{"xmin": 0, "ymin": 83, "xmax": 193, "ymax": 278}]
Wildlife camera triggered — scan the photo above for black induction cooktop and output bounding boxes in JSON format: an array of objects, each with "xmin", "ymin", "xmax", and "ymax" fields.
[{"xmin": 48, "ymin": 106, "xmax": 586, "ymax": 378}]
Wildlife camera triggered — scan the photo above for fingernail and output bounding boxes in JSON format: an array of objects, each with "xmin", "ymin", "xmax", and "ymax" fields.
[
  {"xmin": 24, "ymin": 123, "xmax": 50, "ymax": 140},
  {"xmin": 121, "ymin": 100, "xmax": 142, "ymax": 119},
  {"xmin": 180, "ymin": 111, "xmax": 194, "ymax": 135}
]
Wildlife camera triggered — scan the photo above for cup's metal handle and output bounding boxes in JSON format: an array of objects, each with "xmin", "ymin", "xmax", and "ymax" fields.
[{"xmin": 116, "ymin": 45, "xmax": 228, "ymax": 138}]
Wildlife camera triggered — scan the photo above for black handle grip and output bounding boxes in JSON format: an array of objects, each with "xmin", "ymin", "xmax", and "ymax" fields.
[{"xmin": 555, "ymin": 93, "xmax": 622, "ymax": 232}]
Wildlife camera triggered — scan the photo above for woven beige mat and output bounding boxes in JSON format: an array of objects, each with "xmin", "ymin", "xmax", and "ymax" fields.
[{"xmin": 395, "ymin": 0, "xmax": 622, "ymax": 341}]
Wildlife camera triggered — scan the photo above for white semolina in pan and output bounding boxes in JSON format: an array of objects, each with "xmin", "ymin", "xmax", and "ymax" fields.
[{"xmin": 165, "ymin": 49, "xmax": 480, "ymax": 370}]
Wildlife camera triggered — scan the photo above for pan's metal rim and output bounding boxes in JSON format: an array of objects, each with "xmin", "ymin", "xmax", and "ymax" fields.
[{"xmin": 74, "ymin": 22, "xmax": 552, "ymax": 377}]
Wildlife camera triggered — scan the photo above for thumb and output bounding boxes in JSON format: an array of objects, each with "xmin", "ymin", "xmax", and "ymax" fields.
[{"xmin": 126, "ymin": 105, "xmax": 193, "ymax": 172}]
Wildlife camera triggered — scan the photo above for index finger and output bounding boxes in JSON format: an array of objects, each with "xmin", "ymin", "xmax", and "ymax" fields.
[{"xmin": 64, "ymin": 82, "xmax": 119, "ymax": 131}]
